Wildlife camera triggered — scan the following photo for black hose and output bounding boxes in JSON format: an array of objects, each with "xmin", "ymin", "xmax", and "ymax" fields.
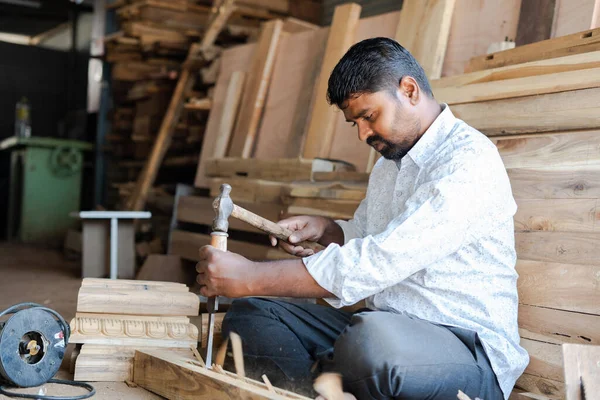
[{"xmin": 0, "ymin": 379, "xmax": 95, "ymax": 399}]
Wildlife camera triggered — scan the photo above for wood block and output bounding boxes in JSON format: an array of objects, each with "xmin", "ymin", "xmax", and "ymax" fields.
[
  {"xmin": 133, "ymin": 349, "xmax": 312, "ymax": 400},
  {"xmin": 513, "ymin": 198, "xmax": 599, "ymax": 232},
  {"xmin": 441, "ymin": 0, "xmax": 521, "ymax": 76},
  {"xmin": 552, "ymin": 0, "xmax": 600, "ymax": 38},
  {"xmin": 69, "ymin": 316, "xmax": 198, "ymax": 348},
  {"xmin": 518, "ymin": 304, "xmax": 600, "ymax": 346},
  {"xmin": 452, "ymin": 88, "xmax": 600, "ymax": 136},
  {"xmin": 436, "ymin": 66, "xmax": 600, "ymax": 104},
  {"xmin": 302, "ymin": 3, "xmax": 362, "ymax": 159},
  {"xmin": 227, "ymin": 20, "xmax": 284, "ymax": 158},
  {"xmin": 194, "ymin": 43, "xmax": 256, "ymax": 188},
  {"xmin": 515, "ymin": 373, "xmax": 564, "ymax": 399},
  {"xmin": 466, "ymin": 27, "xmax": 600, "ymax": 72},
  {"xmin": 433, "ymin": 51, "xmax": 600, "ymax": 89},
  {"xmin": 81, "ymin": 277, "xmax": 187, "ymax": 291},
  {"xmin": 170, "ymin": 230, "xmax": 274, "ymax": 262},
  {"xmin": 395, "ymin": 0, "xmax": 456, "ymax": 79},
  {"xmin": 516, "ymin": 259, "xmax": 600, "ymax": 314},
  {"xmin": 562, "ymin": 344, "xmax": 600, "ymax": 399},
  {"xmin": 77, "ymin": 284, "xmax": 200, "ymax": 316}
]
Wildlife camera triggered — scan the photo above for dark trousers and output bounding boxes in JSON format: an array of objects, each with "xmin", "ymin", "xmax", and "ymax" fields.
[{"xmin": 222, "ymin": 298, "xmax": 504, "ymax": 400}]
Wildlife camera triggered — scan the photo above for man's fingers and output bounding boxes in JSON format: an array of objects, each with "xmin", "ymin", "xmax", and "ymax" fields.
[
  {"xmin": 195, "ymin": 261, "xmax": 208, "ymax": 273},
  {"xmin": 269, "ymin": 235, "xmax": 277, "ymax": 247}
]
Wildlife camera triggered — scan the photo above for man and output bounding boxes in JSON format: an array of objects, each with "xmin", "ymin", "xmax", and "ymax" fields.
[{"xmin": 196, "ymin": 37, "xmax": 528, "ymax": 400}]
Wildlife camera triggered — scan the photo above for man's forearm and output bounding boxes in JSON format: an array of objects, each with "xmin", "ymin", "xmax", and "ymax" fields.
[{"xmin": 249, "ymin": 258, "xmax": 333, "ymax": 298}]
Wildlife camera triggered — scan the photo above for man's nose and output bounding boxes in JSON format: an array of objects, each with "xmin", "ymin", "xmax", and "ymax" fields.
[{"xmin": 357, "ymin": 122, "xmax": 372, "ymax": 142}]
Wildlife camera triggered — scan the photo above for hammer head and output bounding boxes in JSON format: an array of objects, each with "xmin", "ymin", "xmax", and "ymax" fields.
[{"xmin": 212, "ymin": 183, "xmax": 233, "ymax": 233}]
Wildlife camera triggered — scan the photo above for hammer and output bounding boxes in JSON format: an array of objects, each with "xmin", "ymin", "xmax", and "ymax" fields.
[{"xmin": 213, "ymin": 183, "xmax": 325, "ymax": 253}]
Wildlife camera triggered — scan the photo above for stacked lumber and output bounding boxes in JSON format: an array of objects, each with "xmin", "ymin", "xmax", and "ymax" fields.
[
  {"xmin": 430, "ymin": 28, "xmax": 600, "ymax": 400},
  {"xmin": 70, "ymin": 278, "xmax": 200, "ymax": 382}
]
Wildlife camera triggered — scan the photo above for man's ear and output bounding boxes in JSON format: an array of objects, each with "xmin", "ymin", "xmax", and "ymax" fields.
[{"xmin": 399, "ymin": 76, "xmax": 420, "ymax": 105}]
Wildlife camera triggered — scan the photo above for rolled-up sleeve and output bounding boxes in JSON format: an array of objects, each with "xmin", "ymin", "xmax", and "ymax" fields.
[{"xmin": 303, "ymin": 153, "xmax": 498, "ymax": 307}]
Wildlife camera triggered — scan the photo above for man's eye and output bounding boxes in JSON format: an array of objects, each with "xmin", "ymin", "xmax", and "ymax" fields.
[
  {"xmin": 364, "ymin": 114, "xmax": 373, "ymax": 121},
  {"xmin": 351, "ymin": 122, "xmax": 357, "ymax": 127}
]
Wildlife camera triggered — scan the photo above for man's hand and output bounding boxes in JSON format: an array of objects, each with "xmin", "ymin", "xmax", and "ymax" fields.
[
  {"xmin": 196, "ymin": 245, "xmax": 256, "ymax": 298},
  {"xmin": 270, "ymin": 216, "xmax": 344, "ymax": 257}
]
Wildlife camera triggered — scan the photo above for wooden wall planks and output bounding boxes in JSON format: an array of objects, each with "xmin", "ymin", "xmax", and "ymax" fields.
[
  {"xmin": 513, "ymin": 198, "xmax": 598, "ymax": 232},
  {"xmin": 515, "ymin": 231, "xmax": 600, "ymax": 266},
  {"xmin": 552, "ymin": 0, "xmax": 600, "ymax": 38},
  {"xmin": 507, "ymin": 166, "xmax": 600, "ymax": 199},
  {"xmin": 521, "ymin": 338, "xmax": 564, "ymax": 383}
]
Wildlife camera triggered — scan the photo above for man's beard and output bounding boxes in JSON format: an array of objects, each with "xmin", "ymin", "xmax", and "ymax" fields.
[{"xmin": 367, "ymin": 135, "xmax": 413, "ymax": 161}]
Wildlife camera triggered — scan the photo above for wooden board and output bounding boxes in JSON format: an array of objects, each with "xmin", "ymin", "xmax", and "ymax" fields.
[
  {"xmin": 508, "ymin": 166, "xmax": 600, "ymax": 199},
  {"xmin": 208, "ymin": 178, "xmax": 287, "ymax": 204},
  {"xmin": 81, "ymin": 278, "xmax": 187, "ymax": 291},
  {"xmin": 227, "ymin": 20, "xmax": 284, "ymax": 158},
  {"xmin": 282, "ymin": 198, "xmax": 360, "ymax": 219},
  {"xmin": 77, "ymin": 287, "xmax": 200, "ymax": 316},
  {"xmin": 452, "ymin": 88, "xmax": 600, "ymax": 136},
  {"xmin": 466, "ymin": 26, "xmax": 600, "ymax": 72},
  {"xmin": 515, "ymin": 231, "xmax": 600, "ymax": 266},
  {"xmin": 552, "ymin": 0, "xmax": 600, "ymax": 38},
  {"xmin": 441, "ymin": 0, "xmax": 521, "ymax": 77},
  {"xmin": 521, "ymin": 338, "xmax": 564, "ymax": 382},
  {"xmin": 302, "ymin": 3, "xmax": 362, "ymax": 160},
  {"xmin": 212, "ymin": 71, "xmax": 246, "ymax": 159},
  {"xmin": 518, "ymin": 304, "xmax": 600, "ymax": 345},
  {"xmin": 327, "ymin": 11, "xmax": 401, "ymax": 171},
  {"xmin": 513, "ymin": 198, "xmax": 598, "ymax": 232},
  {"xmin": 170, "ymin": 230, "xmax": 274, "ymax": 261},
  {"xmin": 516, "ymin": 259, "xmax": 600, "ymax": 314},
  {"xmin": 133, "ymin": 349, "xmax": 312, "ymax": 400},
  {"xmin": 176, "ymin": 195, "xmax": 284, "ymax": 233},
  {"xmin": 194, "ymin": 43, "xmax": 255, "ymax": 188},
  {"xmin": 282, "ymin": 181, "xmax": 367, "ymax": 201},
  {"xmin": 433, "ymin": 51, "xmax": 600, "ymax": 89},
  {"xmin": 253, "ymin": 27, "xmax": 329, "ymax": 159},
  {"xmin": 394, "ymin": 0, "xmax": 456, "ymax": 79},
  {"xmin": 436, "ymin": 66, "xmax": 600, "ymax": 104},
  {"xmin": 562, "ymin": 344, "xmax": 600, "ymax": 399},
  {"xmin": 515, "ymin": 0, "xmax": 556, "ymax": 46}
]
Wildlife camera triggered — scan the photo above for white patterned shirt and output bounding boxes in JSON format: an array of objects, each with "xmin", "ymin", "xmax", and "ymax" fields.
[{"xmin": 303, "ymin": 105, "xmax": 529, "ymax": 399}]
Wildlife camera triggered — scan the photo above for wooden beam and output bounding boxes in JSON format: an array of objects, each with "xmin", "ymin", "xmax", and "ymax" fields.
[
  {"xmin": 452, "ymin": 88, "xmax": 600, "ymax": 136},
  {"xmin": 466, "ymin": 27, "xmax": 600, "ymax": 72},
  {"xmin": 437, "ymin": 66, "xmax": 600, "ymax": 104},
  {"xmin": 394, "ymin": 0, "xmax": 456, "ymax": 79},
  {"xmin": 128, "ymin": 0, "xmax": 236, "ymax": 211},
  {"xmin": 515, "ymin": 0, "xmax": 557, "ymax": 46},
  {"xmin": 563, "ymin": 344, "xmax": 600, "ymax": 399},
  {"xmin": 516, "ymin": 259, "xmax": 600, "ymax": 314},
  {"xmin": 302, "ymin": 3, "xmax": 361, "ymax": 159},
  {"xmin": 226, "ymin": 20, "xmax": 284, "ymax": 158},
  {"xmin": 133, "ymin": 349, "xmax": 312, "ymax": 400},
  {"xmin": 213, "ymin": 71, "xmax": 246, "ymax": 158}
]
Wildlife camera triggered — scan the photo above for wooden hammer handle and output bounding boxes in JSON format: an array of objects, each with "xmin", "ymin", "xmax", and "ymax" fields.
[{"xmin": 231, "ymin": 205, "xmax": 325, "ymax": 253}]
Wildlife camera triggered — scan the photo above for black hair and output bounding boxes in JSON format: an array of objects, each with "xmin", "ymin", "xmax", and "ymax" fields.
[{"xmin": 327, "ymin": 37, "xmax": 433, "ymax": 108}]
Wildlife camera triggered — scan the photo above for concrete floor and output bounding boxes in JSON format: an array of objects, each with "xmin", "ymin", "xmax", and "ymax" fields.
[{"xmin": 0, "ymin": 242, "xmax": 161, "ymax": 399}]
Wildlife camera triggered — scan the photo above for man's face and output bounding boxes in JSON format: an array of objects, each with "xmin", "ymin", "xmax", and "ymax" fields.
[{"xmin": 342, "ymin": 88, "xmax": 422, "ymax": 161}]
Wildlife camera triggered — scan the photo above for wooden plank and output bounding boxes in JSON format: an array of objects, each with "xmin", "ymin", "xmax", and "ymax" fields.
[
  {"xmin": 253, "ymin": 27, "xmax": 329, "ymax": 159},
  {"xmin": 208, "ymin": 178, "xmax": 286, "ymax": 204},
  {"xmin": 204, "ymin": 158, "xmax": 354, "ymax": 182},
  {"xmin": 176, "ymin": 195, "xmax": 284, "ymax": 233},
  {"xmin": 328, "ymin": 11, "xmax": 400, "ymax": 171},
  {"xmin": 516, "ymin": 259, "xmax": 600, "ymax": 314},
  {"xmin": 282, "ymin": 182, "xmax": 367, "ymax": 201},
  {"xmin": 282, "ymin": 198, "xmax": 359, "ymax": 218},
  {"xmin": 81, "ymin": 278, "xmax": 187, "ymax": 291},
  {"xmin": 507, "ymin": 166, "xmax": 600, "ymax": 199},
  {"xmin": 513, "ymin": 198, "xmax": 598, "ymax": 232},
  {"xmin": 518, "ymin": 304, "xmax": 600, "ymax": 345},
  {"xmin": 453, "ymin": 88, "xmax": 600, "ymax": 136},
  {"xmin": 515, "ymin": 0, "xmax": 557, "ymax": 46},
  {"xmin": 433, "ymin": 51, "xmax": 600, "ymax": 89},
  {"xmin": 129, "ymin": 1, "xmax": 236, "ymax": 210},
  {"xmin": 466, "ymin": 27, "xmax": 600, "ymax": 72},
  {"xmin": 436, "ymin": 67, "xmax": 600, "ymax": 104},
  {"xmin": 133, "ymin": 349, "xmax": 312, "ymax": 400},
  {"xmin": 441, "ymin": 0, "xmax": 521, "ymax": 77},
  {"xmin": 515, "ymin": 373, "xmax": 565, "ymax": 399},
  {"xmin": 77, "ymin": 287, "xmax": 200, "ymax": 316},
  {"xmin": 522, "ymin": 338, "xmax": 564, "ymax": 382},
  {"xmin": 302, "ymin": 3, "xmax": 361, "ymax": 160},
  {"xmin": 194, "ymin": 43, "xmax": 255, "ymax": 188},
  {"xmin": 494, "ymin": 131, "xmax": 600, "ymax": 169},
  {"xmin": 213, "ymin": 71, "xmax": 245, "ymax": 158},
  {"xmin": 552, "ymin": 0, "xmax": 600, "ymax": 38},
  {"xmin": 515, "ymin": 231, "xmax": 600, "ymax": 266},
  {"xmin": 394, "ymin": 0, "xmax": 456, "ymax": 79},
  {"xmin": 170, "ymin": 230, "xmax": 273, "ymax": 261},
  {"xmin": 227, "ymin": 20, "xmax": 284, "ymax": 158},
  {"xmin": 562, "ymin": 344, "xmax": 600, "ymax": 400},
  {"xmin": 313, "ymin": 171, "xmax": 370, "ymax": 182}
]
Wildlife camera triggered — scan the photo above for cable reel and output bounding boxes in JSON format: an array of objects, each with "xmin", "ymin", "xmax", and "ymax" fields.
[{"xmin": 0, "ymin": 303, "xmax": 94, "ymax": 399}]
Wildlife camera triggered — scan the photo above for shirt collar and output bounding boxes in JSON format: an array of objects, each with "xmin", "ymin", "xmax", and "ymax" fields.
[{"xmin": 401, "ymin": 103, "xmax": 456, "ymax": 169}]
